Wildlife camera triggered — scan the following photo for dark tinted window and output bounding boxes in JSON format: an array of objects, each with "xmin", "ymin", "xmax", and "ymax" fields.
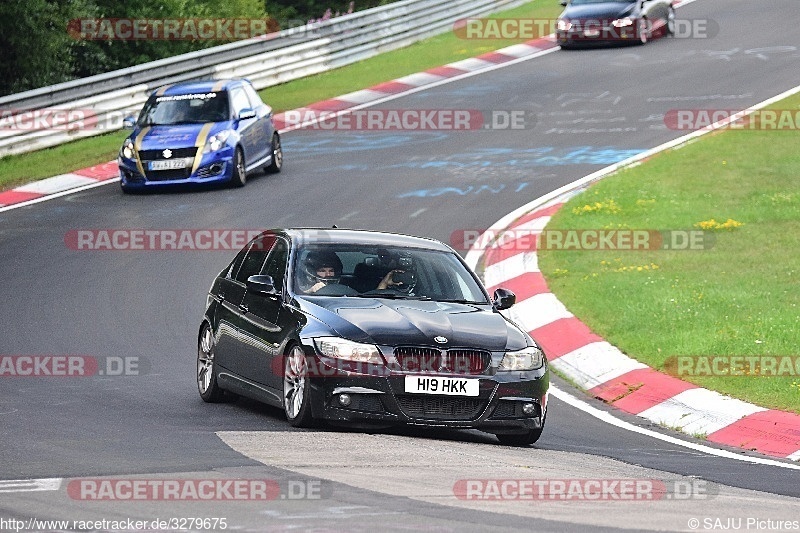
[
  {"xmin": 260, "ymin": 238, "xmax": 289, "ymax": 291},
  {"xmin": 235, "ymin": 237, "xmax": 273, "ymax": 283}
]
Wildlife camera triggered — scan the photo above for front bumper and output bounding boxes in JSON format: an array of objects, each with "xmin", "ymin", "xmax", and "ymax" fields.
[
  {"xmin": 557, "ymin": 23, "xmax": 642, "ymax": 45},
  {"xmin": 305, "ymin": 355, "xmax": 549, "ymax": 434},
  {"xmin": 118, "ymin": 146, "xmax": 235, "ymax": 189}
]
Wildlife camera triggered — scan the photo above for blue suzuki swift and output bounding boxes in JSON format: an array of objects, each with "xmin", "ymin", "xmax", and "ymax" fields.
[{"xmin": 118, "ymin": 79, "xmax": 282, "ymax": 193}]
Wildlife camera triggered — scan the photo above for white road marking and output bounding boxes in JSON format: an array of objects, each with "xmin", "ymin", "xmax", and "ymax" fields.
[{"xmin": 0, "ymin": 478, "xmax": 62, "ymax": 492}]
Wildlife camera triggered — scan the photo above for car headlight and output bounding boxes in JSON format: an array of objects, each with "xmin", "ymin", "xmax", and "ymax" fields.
[
  {"xmin": 499, "ymin": 346, "xmax": 545, "ymax": 371},
  {"xmin": 612, "ymin": 17, "xmax": 634, "ymax": 27},
  {"xmin": 314, "ymin": 337, "xmax": 384, "ymax": 364},
  {"xmin": 557, "ymin": 19, "xmax": 572, "ymax": 31},
  {"xmin": 121, "ymin": 138, "xmax": 135, "ymax": 159},
  {"xmin": 204, "ymin": 130, "xmax": 233, "ymax": 153}
]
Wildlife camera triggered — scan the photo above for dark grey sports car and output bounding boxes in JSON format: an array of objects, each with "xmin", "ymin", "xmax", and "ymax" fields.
[
  {"xmin": 557, "ymin": 0, "xmax": 676, "ymax": 47},
  {"xmin": 197, "ymin": 229, "xmax": 549, "ymax": 445}
]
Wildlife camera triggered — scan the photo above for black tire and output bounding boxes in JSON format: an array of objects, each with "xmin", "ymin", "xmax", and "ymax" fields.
[
  {"xmin": 283, "ymin": 345, "xmax": 315, "ymax": 427},
  {"xmin": 120, "ymin": 184, "xmax": 132, "ymax": 194},
  {"xmin": 266, "ymin": 133, "xmax": 282, "ymax": 174},
  {"xmin": 496, "ymin": 410, "xmax": 546, "ymax": 446},
  {"xmin": 231, "ymin": 146, "xmax": 247, "ymax": 187},
  {"xmin": 666, "ymin": 7, "xmax": 676, "ymax": 36},
  {"xmin": 197, "ymin": 323, "xmax": 227, "ymax": 402}
]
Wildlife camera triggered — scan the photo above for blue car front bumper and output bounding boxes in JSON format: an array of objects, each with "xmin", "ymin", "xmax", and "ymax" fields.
[{"xmin": 118, "ymin": 146, "xmax": 236, "ymax": 189}]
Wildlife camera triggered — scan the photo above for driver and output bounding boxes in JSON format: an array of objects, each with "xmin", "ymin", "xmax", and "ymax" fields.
[{"xmin": 300, "ymin": 251, "xmax": 343, "ymax": 294}]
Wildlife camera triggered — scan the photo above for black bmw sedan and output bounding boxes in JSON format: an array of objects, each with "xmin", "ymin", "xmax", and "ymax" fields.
[
  {"xmin": 197, "ymin": 229, "xmax": 549, "ymax": 445},
  {"xmin": 556, "ymin": 0, "xmax": 676, "ymax": 48}
]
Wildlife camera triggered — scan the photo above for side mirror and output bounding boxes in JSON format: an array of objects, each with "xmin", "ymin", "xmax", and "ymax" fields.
[
  {"xmin": 560, "ymin": 0, "xmax": 568, "ymax": 6},
  {"xmin": 493, "ymin": 288, "xmax": 516, "ymax": 311},
  {"xmin": 238, "ymin": 108, "xmax": 257, "ymax": 120},
  {"xmin": 246, "ymin": 274, "xmax": 278, "ymax": 295},
  {"xmin": 122, "ymin": 116, "xmax": 137, "ymax": 129}
]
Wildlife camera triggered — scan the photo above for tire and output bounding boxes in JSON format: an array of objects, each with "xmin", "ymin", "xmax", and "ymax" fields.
[
  {"xmin": 637, "ymin": 18, "xmax": 650, "ymax": 45},
  {"xmin": 266, "ymin": 133, "xmax": 282, "ymax": 174},
  {"xmin": 495, "ymin": 410, "xmax": 546, "ymax": 446},
  {"xmin": 231, "ymin": 146, "xmax": 247, "ymax": 187},
  {"xmin": 120, "ymin": 184, "xmax": 132, "ymax": 194},
  {"xmin": 283, "ymin": 345, "xmax": 315, "ymax": 427},
  {"xmin": 666, "ymin": 7, "xmax": 676, "ymax": 36},
  {"xmin": 197, "ymin": 323, "xmax": 227, "ymax": 402}
]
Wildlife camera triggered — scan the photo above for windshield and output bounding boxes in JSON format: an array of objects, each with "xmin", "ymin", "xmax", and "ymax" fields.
[
  {"xmin": 293, "ymin": 244, "xmax": 489, "ymax": 303},
  {"xmin": 137, "ymin": 91, "xmax": 230, "ymax": 126}
]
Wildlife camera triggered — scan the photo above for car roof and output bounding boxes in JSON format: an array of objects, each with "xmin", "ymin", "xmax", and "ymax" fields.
[
  {"xmin": 279, "ymin": 229, "xmax": 452, "ymax": 252},
  {"xmin": 158, "ymin": 79, "xmax": 246, "ymax": 96}
]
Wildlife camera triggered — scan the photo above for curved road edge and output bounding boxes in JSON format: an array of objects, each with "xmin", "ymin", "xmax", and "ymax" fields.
[{"xmin": 464, "ymin": 83, "xmax": 800, "ymax": 464}]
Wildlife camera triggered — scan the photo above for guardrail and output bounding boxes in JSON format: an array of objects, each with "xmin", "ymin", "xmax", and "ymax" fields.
[{"xmin": 0, "ymin": 0, "xmax": 527, "ymax": 158}]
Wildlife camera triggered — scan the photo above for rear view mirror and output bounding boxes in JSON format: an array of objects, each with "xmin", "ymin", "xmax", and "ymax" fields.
[{"xmin": 122, "ymin": 116, "xmax": 136, "ymax": 129}]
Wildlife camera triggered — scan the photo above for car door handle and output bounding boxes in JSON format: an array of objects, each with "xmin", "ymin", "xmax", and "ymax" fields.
[{"xmin": 239, "ymin": 304, "xmax": 249, "ymax": 314}]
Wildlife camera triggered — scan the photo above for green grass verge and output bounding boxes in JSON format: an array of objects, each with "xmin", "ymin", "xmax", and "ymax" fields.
[
  {"xmin": 538, "ymin": 92, "xmax": 800, "ymax": 414},
  {"xmin": 0, "ymin": 1, "xmax": 560, "ymax": 192}
]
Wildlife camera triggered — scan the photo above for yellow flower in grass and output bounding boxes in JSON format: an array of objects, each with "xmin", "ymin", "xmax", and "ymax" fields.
[
  {"xmin": 572, "ymin": 199, "xmax": 622, "ymax": 215},
  {"xmin": 694, "ymin": 218, "xmax": 744, "ymax": 231},
  {"xmin": 614, "ymin": 263, "xmax": 659, "ymax": 273}
]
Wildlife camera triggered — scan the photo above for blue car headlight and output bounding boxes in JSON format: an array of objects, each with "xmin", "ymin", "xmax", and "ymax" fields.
[
  {"xmin": 499, "ymin": 346, "xmax": 545, "ymax": 371},
  {"xmin": 204, "ymin": 130, "xmax": 233, "ymax": 153},
  {"xmin": 121, "ymin": 138, "xmax": 135, "ymax": 159}
]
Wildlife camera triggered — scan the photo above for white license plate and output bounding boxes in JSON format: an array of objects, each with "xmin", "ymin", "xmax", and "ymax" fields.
[
  {"xmin": 149, "ymin": 159, "xmax": 187, "ymax": 171},
  {"xmin": 404, "ymin": 376, "xmax": 479, "ymax": 396},
  {"xmin": 584, "ymin": 29, "xmax": 600, "ymax": 37}
]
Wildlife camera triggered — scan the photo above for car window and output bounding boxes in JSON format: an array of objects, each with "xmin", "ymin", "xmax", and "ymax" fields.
[
  {"xmin": 138, "ymin": 91, "xmax": 229, "ymax": 125},
  {"xmin": 243, "ymin": 84, "xmax": 264, "ymax": 109},
  {"xmin": 226, "ymin": 245, "xmax": 250, "ymax": 280},
  {"xmin": 260, "ymin": 238, "xmax": 289, "ymax": 291},
  {"xmin": 293, "ymin": 244, "xmax": 488, "ymax": 302},
  {"xmin": 235, "ymin": 237, "xmax": 273, "ymax": 284},
  {"xmin": 230, "ymin": 87, "xmax": 252, "ymax": 116}
]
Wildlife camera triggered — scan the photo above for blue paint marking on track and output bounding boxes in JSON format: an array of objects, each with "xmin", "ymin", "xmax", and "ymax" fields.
[
  {"xmin": 281, "ymin": 133, "xmax": 451, "ymax": 155},
  {"xmin": 398, "ymin": 182, "xmax": 530, "ymax": 198}
]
